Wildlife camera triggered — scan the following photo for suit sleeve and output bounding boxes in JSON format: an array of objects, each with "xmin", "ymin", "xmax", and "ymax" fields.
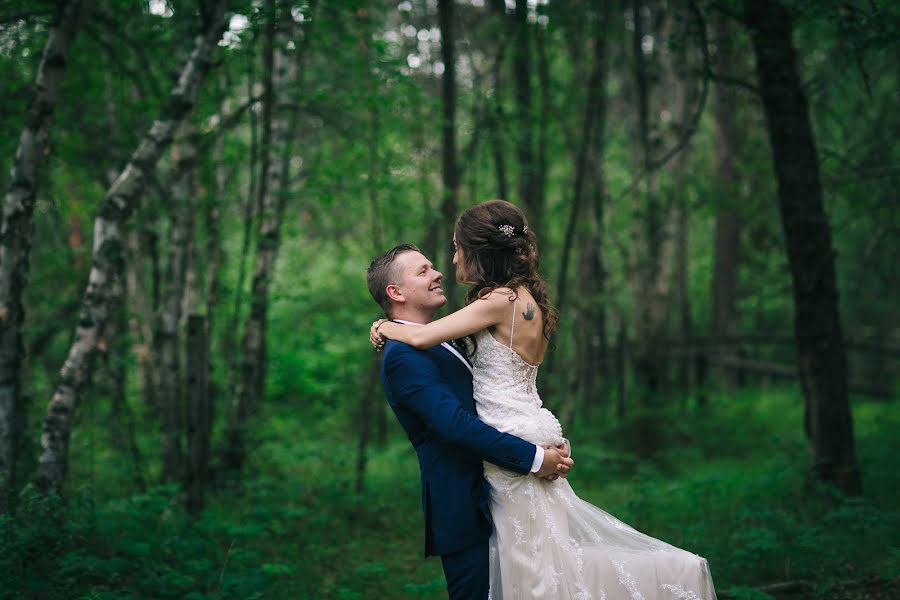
[{"xmin": 384, "ymin": 344, "xmax": 536, "ymax": 474}]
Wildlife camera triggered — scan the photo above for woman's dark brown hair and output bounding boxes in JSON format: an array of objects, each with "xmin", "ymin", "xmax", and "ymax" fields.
[{"xmin": 455, "ymin": 199, "xmax": 558, "ymax": 338}]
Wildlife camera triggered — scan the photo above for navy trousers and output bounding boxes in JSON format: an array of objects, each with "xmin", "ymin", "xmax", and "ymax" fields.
[{"xmin": 440, "ymin": 539, "xmax": 490, "ymax": 600}]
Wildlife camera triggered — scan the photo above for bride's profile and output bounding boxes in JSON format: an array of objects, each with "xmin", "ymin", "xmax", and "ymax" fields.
[{"xmin": 372, "ymin": 199, "xmax": 717, "ymax": 599}]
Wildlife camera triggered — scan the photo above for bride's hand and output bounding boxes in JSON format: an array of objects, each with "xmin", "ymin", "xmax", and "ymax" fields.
[{"xmin": 370, "ymin": 319, "xmax": 388, "ymax": 351}]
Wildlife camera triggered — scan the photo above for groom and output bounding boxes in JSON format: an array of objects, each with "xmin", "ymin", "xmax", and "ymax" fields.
[{"xmin": 366, "ymin": 244, "xmax": 573, "ymax": 599}]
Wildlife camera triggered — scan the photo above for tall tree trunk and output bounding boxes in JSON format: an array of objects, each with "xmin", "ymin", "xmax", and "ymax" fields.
[
  {"xmin": 574, "ymin": 3, "xmax": 612, "ymax": 420},
  {"xmin": 185, "ymin": 314, "xmax": 209, "ymax": 514},
  {"xmin": 488, "ymin": 41, "xmax": 508, "ymax": 201},
  {"xmin": 104, "ymin": 289, "xmax": 146, "ymax": 491},
  {"xmin": 126, "ymin": 228, "xmax": 158, "ymax": 410},
  {"xmin": 631, "ymin": 0, "xmax": 657, "ymax": 397},
  {"xmin": 512, "ymin": 0, "xmax": 538, "ymax": 225},
  {"xmin": 416, "ymin": 103, "xmax": 439, "ymax": 267},
  {"xmin": 182, "ymin": 205, "xmax": 201, "ymax": 319},
  {"xmin": 711, "ymin": 14, "xmax": 741, "ymax": 384},
  {"xmin": 156, "ymin": 127, "xmax": 198, "ymax": 483},
  {"xmin": 546, "ymin": 9, "xmax": 610, "ymax": 413},
  {"xmin": 746, "ymin": 0, "xmax": 861, "ymax": 495},
  {"xmin": 675, "ymin": 191, "xmax": 692, "ymax": 395},
  {"xmin": 534, "ymin": 21, "xmax": 550, "ymax": 229},
  {"xmin": 356, "ymin": 356, "xmax": 380, "ymax": 493},
  {"xmin": 0, "ymin": 0, "xmax": 93, "ymax": 511},
  {"xmin": 33, "ymin": 3, "xmax": 228, "ymax": 495},
  {"xmin": 669, "ymin": 20, "xmax": 697, "ymax": 398},
  {"xmin": 224, "ymin": 43, "xmax": 261, "ymax": 384},
  {"xmin": 357, "ymin": 6, "xmax": 386, "ymax": 489},
  {"xmin": 203, "ymin": 77, "xmax": 230, "ymax": 467},
  {"xmin": 438, "ymin": 0, "xmax": 459, "ymax": 309},
  {"xmin": 224, "ymin": 12, "xmax": 301, "ymax": 472},
  {"xmin": 630, "ymin": 0, "xmax": 675, "ymax": 401},
  {"xmin": 555, "ymin": 12, "xmax": 609, "ymax": 321}
]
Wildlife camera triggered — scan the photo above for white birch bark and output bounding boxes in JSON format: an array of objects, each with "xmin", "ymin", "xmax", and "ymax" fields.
[
  {"xmin": 0, "ymin": 0, "xmax": 94, "ymax": 510},
  {"xmin": 34, "ymin": 1, "xmax": 229, "ymax": 494}
]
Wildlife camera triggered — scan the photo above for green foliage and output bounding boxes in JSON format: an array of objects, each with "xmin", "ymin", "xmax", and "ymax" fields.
[
  {"xmin": 3, "ymin": 388, "xmax": 898, "ymax": 598},
  {"xmin": 0, "ymin": 484, "xmax": 276, "ymax": 599},
  {"xmin": 0, "ymin": 1, "xmax": 898, "ymax": 599}
]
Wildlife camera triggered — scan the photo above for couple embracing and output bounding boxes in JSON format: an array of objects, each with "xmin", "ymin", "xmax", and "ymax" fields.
[{"xmin": 366, "ymin": 200, "xmax": 716, "ymax": 599}]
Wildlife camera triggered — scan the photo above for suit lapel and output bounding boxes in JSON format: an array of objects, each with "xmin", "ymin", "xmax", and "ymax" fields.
[
  {"xmin": 438, "ymin": 341, "xmax": 473, "ymax": 374},
  {"xmin": 391, "ymin": 319, "xmax": 473, "ymax": 374}
]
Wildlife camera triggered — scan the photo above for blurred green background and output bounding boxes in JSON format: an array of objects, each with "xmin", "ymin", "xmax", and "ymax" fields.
[{"xmin": 0, "ymin": 0, "xmax": 898, "ymax": 598}]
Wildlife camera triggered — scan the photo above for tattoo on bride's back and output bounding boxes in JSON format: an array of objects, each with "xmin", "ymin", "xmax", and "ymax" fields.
[{"xmin": 523, "ymin": 302, "xmax": 535, "ymax": 321}]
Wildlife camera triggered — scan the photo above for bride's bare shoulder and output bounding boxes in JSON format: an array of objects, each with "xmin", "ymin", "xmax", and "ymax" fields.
[{"xmin": 477, "ymin": 287, "xmax": 517, "ymax": 302}]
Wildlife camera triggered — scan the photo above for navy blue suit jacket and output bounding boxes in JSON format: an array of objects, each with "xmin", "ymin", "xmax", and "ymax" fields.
[{"xmin": 381, "ymin": 339, "xmax": 537, "ymax": 557}]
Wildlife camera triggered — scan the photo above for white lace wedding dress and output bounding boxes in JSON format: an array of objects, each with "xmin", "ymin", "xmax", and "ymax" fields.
[{"xmin": 472, "ymin": 326, "xmax": 717, "ymax": 600}]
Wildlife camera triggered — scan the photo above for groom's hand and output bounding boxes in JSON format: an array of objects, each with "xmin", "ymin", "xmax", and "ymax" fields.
[
  {"xmin": 539, "ymin": 441, "xmax": 571, "ymax": 480},
  {"xmin": 536, "ymin": 446, "xmax": 573, "ymax": 480}
]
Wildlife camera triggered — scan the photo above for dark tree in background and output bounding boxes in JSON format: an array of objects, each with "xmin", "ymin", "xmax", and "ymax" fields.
[
  {"xmin": 746, "ymin": 0, "xmax": 862, "ymax": 495},
  {"xmin": 437, "ymin": 0, "xmax": 459, "ymax": 309},
  {"xmin": 711, "ymin": 13, "xmax": 742, "ymax": 383}
]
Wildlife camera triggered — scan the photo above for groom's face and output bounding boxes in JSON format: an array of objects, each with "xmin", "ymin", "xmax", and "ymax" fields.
[{"xmin": 390, "ymin": 251, "xmax": 446, "ymax": 313}]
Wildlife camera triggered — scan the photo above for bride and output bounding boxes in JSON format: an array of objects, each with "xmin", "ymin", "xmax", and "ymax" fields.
[{"xmin": 372, "ymin": 200, "xmax": 716, "ymax": 599}]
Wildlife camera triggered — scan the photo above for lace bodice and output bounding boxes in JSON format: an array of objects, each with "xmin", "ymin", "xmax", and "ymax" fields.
[
  {"xmin": 469, "ymin": 308, "xmax": 716, "ymax": 600},
  {"xmin": 471, "ymin": 329, "xmax": 564, "ymax": 447}
]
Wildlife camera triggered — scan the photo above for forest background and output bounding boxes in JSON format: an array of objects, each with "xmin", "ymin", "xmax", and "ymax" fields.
[{"xmin": 0, "ymin": 0, "xmax": 898, "ymax": 598}]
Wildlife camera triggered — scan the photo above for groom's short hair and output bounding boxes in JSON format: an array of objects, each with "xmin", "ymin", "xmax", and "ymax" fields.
[{"xmin": 367, "ymin": 243, "xmax": 420, "ymax": 316}]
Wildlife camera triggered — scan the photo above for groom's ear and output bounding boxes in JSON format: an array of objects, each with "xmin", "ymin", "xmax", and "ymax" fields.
[{"xmin": 385, "ymin": 283, "xmax": 404, "ymax": 304}]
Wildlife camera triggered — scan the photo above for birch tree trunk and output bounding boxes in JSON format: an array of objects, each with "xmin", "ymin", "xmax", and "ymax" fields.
[
  {"xmin": 34, "ymin": 2, "xmax": 229, "ymax": 495},
  {"xmin": 0, "ymin": 0, "xmax": 93, "ymax": 511},
  {"xmin": 224, "ymin": 12, "xmax": 301, "ymax": 472},
  {"xmin": 746, "ymin": 0, "xmax": 862, "ymax": 495}
]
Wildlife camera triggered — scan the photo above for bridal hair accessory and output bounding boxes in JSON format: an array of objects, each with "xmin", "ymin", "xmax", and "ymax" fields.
[{"xmin": 499, "ymin": 224, "xmax": 529, "ymax": 237}]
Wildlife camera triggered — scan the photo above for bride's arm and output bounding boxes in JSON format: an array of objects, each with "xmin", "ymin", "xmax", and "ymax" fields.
[{"xmin": 375, "ymin": 290, "xmax": 513, "ymax": 349}]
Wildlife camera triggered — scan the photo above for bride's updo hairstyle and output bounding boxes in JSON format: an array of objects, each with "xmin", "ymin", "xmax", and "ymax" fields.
[{"xmin": 455, "ymin": 199, "xmax": 558, "ymax": 338}]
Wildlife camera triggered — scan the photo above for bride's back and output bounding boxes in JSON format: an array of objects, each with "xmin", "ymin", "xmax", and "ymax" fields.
[{"xmin": 484, "ymin": 286, "xmax": 549, "ymax": 366}]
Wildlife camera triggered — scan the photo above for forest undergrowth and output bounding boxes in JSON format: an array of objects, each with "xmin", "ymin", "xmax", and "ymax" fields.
[{"xmin": 2, "ymin": 387, "xmax": 898, "ymax": 599}]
